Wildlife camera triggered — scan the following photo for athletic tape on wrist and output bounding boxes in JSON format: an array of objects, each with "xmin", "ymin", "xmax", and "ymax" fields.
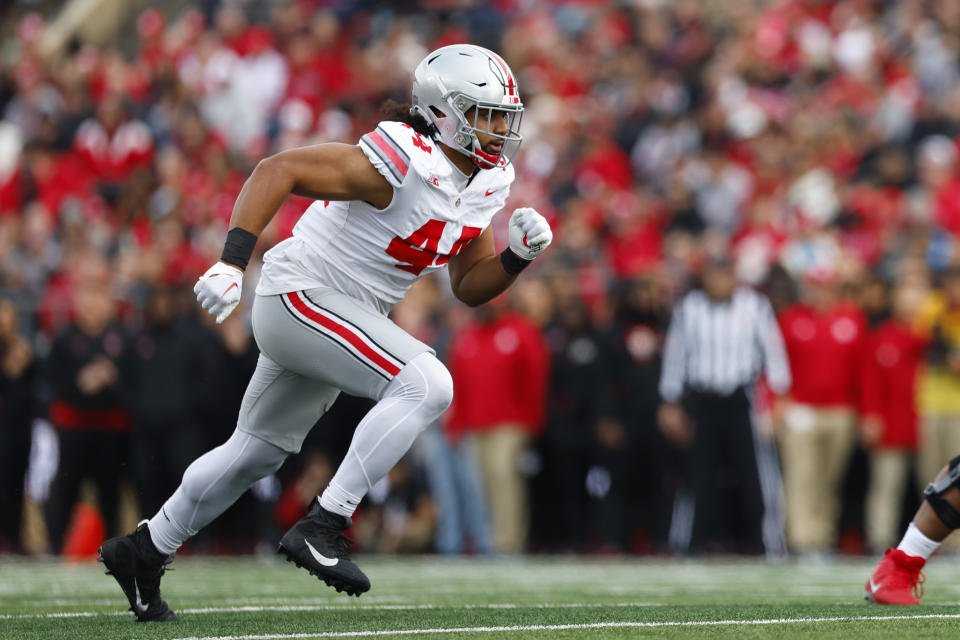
[
  {"xmin": 500, "ymin": 248, "xmax": 531, "ymax": 275},
  {"xmin": 220, "ymin": 228, "xmax": 258, "ymax": 271}
]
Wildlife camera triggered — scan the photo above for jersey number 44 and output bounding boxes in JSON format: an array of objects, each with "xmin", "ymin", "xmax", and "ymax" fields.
[{"xmin": 386, "ymin": 220, "xmax": 482, "ymax": 276}]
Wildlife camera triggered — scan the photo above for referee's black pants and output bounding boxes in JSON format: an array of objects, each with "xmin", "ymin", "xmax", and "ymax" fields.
[{"xmin": 684, "ymin": 388, "xmax": 764, "ymax": 554}]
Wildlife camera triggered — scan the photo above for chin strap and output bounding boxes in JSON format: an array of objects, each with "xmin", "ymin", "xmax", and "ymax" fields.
[{"xmin": 470, "ymin": 143, "xmax": 501, "ymax": 170}]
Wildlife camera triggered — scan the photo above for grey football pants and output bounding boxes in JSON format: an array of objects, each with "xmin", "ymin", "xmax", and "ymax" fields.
[{"xmin": 148, "ymin": 288, "xmax": 452, "ymax": 555}]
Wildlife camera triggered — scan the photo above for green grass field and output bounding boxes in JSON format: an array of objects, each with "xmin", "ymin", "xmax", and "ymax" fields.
[{"xmin": 2, "ymin": 555, "xmax": 960, "ymax": 639}]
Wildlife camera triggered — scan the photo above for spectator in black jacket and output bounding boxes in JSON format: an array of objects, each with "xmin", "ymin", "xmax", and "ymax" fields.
[
  {"xmin": 194, "ymin": 302, "xmax": 263, "ymax": 551},
  {"xmin": 195, "ymin": 304, "xmax": 260, "ymax": 452},
  {"xmin": 128, "ymin": 287, "xmax": 212, "ymax": 517},
  {"xmin": 533, "ymin": 297, "xmax": 605, "ymax": 551},
  {"xmin": 595, "ymin": 277, "xmax": 674, "ymax": 552},
  {"xmin": 44, "ymin": 281, "xmax": 132, "ymax": 552},
  {"xmin": 0, "ymin": 298, "xmax": 35, "ymax": 552}
]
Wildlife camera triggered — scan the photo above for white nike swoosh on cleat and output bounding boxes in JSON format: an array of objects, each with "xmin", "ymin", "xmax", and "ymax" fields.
[
  {"xmin": 134, "ymin": 578, "xmax": 149, "ymax": 613},
  {"xmin": 869, "ymin": 577, "xmax": 883, "ymax": 593},
  {"xmin": 304, "ymin": 539, "xmax": 339, "ymax": 567}
]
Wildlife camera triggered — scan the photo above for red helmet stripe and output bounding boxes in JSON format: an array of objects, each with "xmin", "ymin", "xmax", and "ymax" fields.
[{"xmin": 486, "ymin": 50, "xmax": 516, "ymax": 98}]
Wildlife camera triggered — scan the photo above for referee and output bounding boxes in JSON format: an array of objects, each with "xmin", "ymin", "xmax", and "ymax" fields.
[{"xmin": 658, "ymin": 257, "xmax": 791, "ymax": 555}]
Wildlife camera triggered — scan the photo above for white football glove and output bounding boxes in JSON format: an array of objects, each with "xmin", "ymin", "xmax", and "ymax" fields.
[
  {"xmin": 194, "ymin": 262, "xmax": 243, "ymax": 324},
  {"xmin": 508, "ymin": 207, "xmax": 553, "ymax": 261}
]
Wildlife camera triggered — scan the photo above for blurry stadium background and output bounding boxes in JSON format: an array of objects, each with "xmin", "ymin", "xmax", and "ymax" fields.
[{"xmin": 5, "ymin": 0, "xmax": 960, "ymax": 577}]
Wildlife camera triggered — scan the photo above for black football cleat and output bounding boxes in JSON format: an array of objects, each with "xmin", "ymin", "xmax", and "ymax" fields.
[
  {"xmin": 277, "ymin": 499, "xmax": 370, "ymax": 596},
  {"xmin": 98, "ymin": 520, "xmax": 178, "ymax": 622}
]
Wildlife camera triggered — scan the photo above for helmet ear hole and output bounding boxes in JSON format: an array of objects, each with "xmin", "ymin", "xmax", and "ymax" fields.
[{"xmin": 430, "ymin": 106, "xmax": 445, "ymax": 118}]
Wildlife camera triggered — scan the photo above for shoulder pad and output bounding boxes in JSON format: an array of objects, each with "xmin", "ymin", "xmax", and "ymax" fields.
[{"xmin": 358, "ymin": 120, "xmax": 439, "ymax": 188}]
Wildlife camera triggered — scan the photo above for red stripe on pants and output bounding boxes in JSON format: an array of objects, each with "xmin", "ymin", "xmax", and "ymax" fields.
[{"xmin": 286, "ymin": 292, "xmax": 401, "ymax": 377}]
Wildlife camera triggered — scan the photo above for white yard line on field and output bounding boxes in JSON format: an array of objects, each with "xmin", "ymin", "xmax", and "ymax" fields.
[
  {"xmin": 0, "ymin": 602, "xmax": 664, "ymax": 620},
  {"xmin": 165, "ymin": 614, "xmax": 960, "ymax": 640}
]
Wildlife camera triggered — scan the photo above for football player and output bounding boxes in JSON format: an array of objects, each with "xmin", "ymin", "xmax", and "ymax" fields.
[
  {"xmin": 98, "ymin": 44, "xmax": 552, "ymax": 621},
  {"xmin": 865, "ymin": 457, "xmax": 960, "ymax": 604}
]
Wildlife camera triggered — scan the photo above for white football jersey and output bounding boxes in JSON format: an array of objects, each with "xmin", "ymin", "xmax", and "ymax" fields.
[{"xmin": 256, "ymin": 120, "xmax": 515, "ymax": 315}]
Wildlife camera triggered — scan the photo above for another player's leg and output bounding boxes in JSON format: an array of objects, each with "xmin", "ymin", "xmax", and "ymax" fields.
[{"xmin": 865, "ymin": 456, "xmax": 960, "ymax": 604}]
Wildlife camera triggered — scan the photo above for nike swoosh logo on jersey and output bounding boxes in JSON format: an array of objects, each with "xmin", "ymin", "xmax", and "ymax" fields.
[
  {"xmin": 485, "ymin": 188, "xmax": 498, "ymax": 196},
  {"xmin": 134, "ymin": 578, "xmax": 149, "ymax": 613},
  {"xmin": 304, "ymin": 539, "xmax": 339, "ymax": 567},
  {"xmin": 869, "ymin": 577, "xmax": 883, "ymax": 593}
]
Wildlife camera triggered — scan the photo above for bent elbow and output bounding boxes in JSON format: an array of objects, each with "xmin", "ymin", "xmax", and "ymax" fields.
[
  {"xmin": 249, "ymin": 153, "xmax": 297, "ymax": 195},
  {"xmin": 452, "ymin": 286, "xmax": 485, "ymax": 308},
  {"xmin": 456, "ymin": 292, "xmax": 483, "ymax": 308},
  {"xmin": 253, "ymin": 154, "xmax": 281, "ymax": 176}
]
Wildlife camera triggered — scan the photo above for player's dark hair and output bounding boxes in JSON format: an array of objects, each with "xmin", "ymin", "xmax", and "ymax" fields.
[{"xmin": 380, "ymin": 99, "xmax": 434, "ymax": 138}]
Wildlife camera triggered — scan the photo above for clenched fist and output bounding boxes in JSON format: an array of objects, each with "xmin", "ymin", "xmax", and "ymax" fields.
[
  {"xmin": 508, "ymin": 207, "xmax": 552, "ymax": 261},
  {"xmin": 194, "ymin": 262, "xmax": 243, "ymax": 324}
]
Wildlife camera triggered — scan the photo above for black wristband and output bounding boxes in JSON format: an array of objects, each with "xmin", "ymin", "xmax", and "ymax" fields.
[
  {"xmin": 220, "ymin": 227, "xmax": 258, "ymax": 271},
  {"xmin": 499, "ymin": 248, "xmax": 531, "ymax": 275}
]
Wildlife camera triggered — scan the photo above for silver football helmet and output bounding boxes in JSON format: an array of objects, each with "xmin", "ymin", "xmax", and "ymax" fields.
[{"xmin": 411, "ymin": 44, "xmax": 523, "ymax": 170}]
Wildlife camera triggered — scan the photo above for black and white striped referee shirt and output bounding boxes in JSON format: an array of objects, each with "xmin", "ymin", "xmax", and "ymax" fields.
[{"xmin": 658, "ymin": 287, "xmax": 791, "ymax": 402}]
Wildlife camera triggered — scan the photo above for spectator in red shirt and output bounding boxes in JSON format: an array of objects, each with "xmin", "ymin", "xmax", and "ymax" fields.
[
  {"xmin": 445, "ymin": 303, "xmax": 550, "ymax": 553},
  {"xmin": 73, "ymin": 93, "xmax": 154, "ymax": 202},
  {"xmin": 861, "ymin": 278, "xmax": 929, "ymax": 553},
  {"xmin": 778, "ymin": 269, "xmax": 867, "ymax": 555}
]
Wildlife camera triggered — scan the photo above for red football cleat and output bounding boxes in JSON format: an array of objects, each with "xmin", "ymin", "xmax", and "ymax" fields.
[{"xmin": 865, "ymin": 548, "xmax": 926, "ymax": 605}]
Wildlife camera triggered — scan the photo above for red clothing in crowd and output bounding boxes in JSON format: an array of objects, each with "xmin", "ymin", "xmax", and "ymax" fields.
[
  {"xmin": 605, "ymin": 218, "xmax": 663, "ymax": 278},
  {"xmin": 935, "ymin": 176, "xmax": 960, "ymax": 236},
  {"xmin": 31, "ymin": 151, "xmax": 95, "ymax": 216},
  {"xmin": 860, "ymin": 321, "xmax": 926, "ymax": 450},
  {"xmin": 273, "ymin": 485, "xmax": 310, "ymax": 532},
  {"xmin": 73, "ymin": 118, "xmax": 154, "ymax": 184},
  {"xmin": 0, "ymin": 168, "xmax": 20, "ymax": 214},
  {"xmin": 444, "ymin": 313, "xmax": 550, "ymax": 441},
  {"xmin": 779, "ymin": 303, "xmax": 867, "ymax": 408}
]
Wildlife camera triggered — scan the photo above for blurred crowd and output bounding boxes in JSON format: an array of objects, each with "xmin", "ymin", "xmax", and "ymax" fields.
[{"xmin": 6, "ymin": 0, "xmax": 960, "ymax": 557}]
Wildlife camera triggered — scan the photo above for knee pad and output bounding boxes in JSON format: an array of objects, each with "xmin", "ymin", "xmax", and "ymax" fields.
[
  {"xmin": 924, "ymin": 455, "xmax": 960, "ymax": 530},
  {"xmin": 388, "ymin": 352, "xmax": 454, "ymax": 419}
]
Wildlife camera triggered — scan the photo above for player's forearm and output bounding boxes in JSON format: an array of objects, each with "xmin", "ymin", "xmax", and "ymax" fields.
[
  {"xmin": 452, "ymin": 255, "xmax": 518, "ymax": 307},
  {"xmin": 227, "ymin": 158, "xmax": 295, "ymax": 237}
]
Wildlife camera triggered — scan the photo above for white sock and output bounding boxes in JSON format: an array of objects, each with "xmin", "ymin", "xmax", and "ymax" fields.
[
  {"xmin": 319, "ymin": 482, "xmax": 363, "ymax": 518},
  {"xmin": 897, "ymin": 522, "xmax": 941, "ymax": 559},
  {"xmin": 148, "ymin": 503, "xmax": 194, "ymax": 556},
  {"xmin": 320, "ymin": 353, "xmax": 452, "ymax": 518}
]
